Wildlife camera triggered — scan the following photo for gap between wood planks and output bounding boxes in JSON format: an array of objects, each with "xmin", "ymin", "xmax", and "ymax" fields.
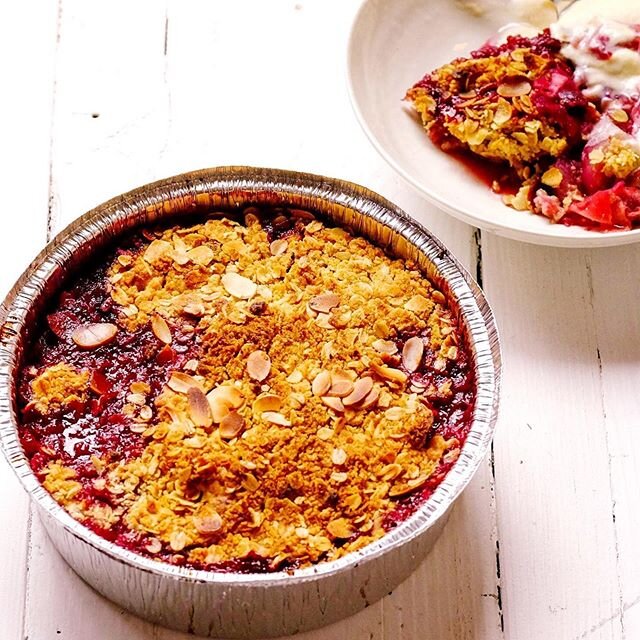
[
  {"xmin": 474, "ymin": 227, "xmax": 505, "ymax": 635},
  {"xmin": 585, "ymin": 254, "xmax": 625, "ymax": 637}
]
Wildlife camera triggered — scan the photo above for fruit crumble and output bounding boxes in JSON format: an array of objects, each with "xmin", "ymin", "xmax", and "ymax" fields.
[
  {"xmin": 17, "ymin": 206, "xmax": 475, "ymax": 572},
  {"xmin": 405, "ymin": 18, "xmax": 640, "ymax": 231}
]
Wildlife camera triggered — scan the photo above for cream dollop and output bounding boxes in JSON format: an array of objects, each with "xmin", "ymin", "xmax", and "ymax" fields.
[{"xmin": 551, "ymin": 19, "xmax": 640, "ymax": 99}]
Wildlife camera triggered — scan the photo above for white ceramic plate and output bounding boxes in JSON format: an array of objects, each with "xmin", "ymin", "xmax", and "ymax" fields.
[{"xmin": 347, "ymin": 0, "xmax": 640, "ymax": 247}]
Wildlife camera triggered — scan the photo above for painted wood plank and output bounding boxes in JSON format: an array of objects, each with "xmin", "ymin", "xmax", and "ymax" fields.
[
  {"xmin": 481, "ymin": 237, "xmax": 621, "ymax": 640},
  {"xmin": 0, "ymin": 1, "xmax": 59, "ymax": 637},
  {"xmin": 18, "ymin": 1, "xmax": 498, "ymax": 639},
  {"xmin": 590, "ymin": 247, "xmax": 640, "ymax": 640}
]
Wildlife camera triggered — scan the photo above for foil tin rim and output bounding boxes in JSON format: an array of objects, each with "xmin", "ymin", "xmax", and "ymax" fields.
[{"xmin": 0, "ymin": 166, "xmax": 501, "ymax": 586}]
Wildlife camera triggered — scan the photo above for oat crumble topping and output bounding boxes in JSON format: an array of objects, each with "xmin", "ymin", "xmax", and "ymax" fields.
[{"xmin": 18, "ymin": 207, "xmax": 475, "ymax": 572}]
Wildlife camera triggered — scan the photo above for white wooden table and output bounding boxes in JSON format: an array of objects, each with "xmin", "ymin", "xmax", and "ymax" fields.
[{"xmin": 1, "ymin": 2, "xmax": 639, "ymax": 638}]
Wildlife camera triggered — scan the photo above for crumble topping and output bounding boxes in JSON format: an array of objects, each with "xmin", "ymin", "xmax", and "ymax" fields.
[
  {"xmin": 405, "ymin": 24, "xmax": 640, "ymax": 230},
  {"xmin": 18, "ymin": 207, "xmax": 474, "ymax": 571},
  {"xmin": 28, "ymin": 363, "xmax": 89, "ymax": 414}
]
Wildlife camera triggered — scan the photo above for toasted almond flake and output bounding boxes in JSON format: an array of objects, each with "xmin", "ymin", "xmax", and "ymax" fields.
[
  {"xmin": 183, "ymin": 358, "xmax": 199, "ymax": 372},
  {"xmin": 371, "ymin": 362, "xmax": 408, "ymax": 385},
  {"xmin": 493, "ymin": 99, "xmax": 513, "ymax": 125},
  {"xmin": 321, "ymin": 396, "xmax": 344, "ymax": 412},
  {"xmin": 330, "ymin": 471, "xmax": 348, "ymax": 483},
  {"xmin": 359, "ymin": 384, "xmax": 380, "ymax": 410},
  {"xmin": 139, "ymin": 405, "xmax": 153, "ymax": 421},
  {"xmin": 145, "ymin": 537, "xmax": 162, "ymax": 554},
  {"xmin": 130, "ymin": 381, "xmax": 150, "ymax": 394},
  {"xmin": 253, "ymin": 393, "xmax": 282, "ymax": 413},
  {"xmin": 183, "ymin": 301, "xmax": 206, "ymax": 317},
  {"xmin": 143, "ymin": 239, "xmax": 172, "ymax": 264},
  {"xmin": 389, "ymin": 474, "xmax": 429, "ymax": 498},
  {"xmin": 129, "ymin": 423, "xmax": 147, "ymax": 434},
  {"xmin": 151, "ymin": 314, "xmax": 172, "ymax": 344},
  {"xmin": 380, "ymin": 463, "xmax": 403, "ymax": 481},
  {"xmin": 243, "ymin": 473, "xmax": 259, "ymax": 492},
  {"xmin": 126, "ymin": 393, "xmax": 146, "ymax": 406},
  {"xmin": 71, "ymin": 323, "xmax": 118, "ymax": 349},
  {"xmin": 187, "ymin": 245, "xmax": 214, "ymax": 266},
  {"xmin": 611, "ymin": 109, "xmax": 629, "ymax": 123},
  {"xmin": 311, "ymin": 370, "xmax": 331, "ymax": 396},
  {"xmin": 247, "ymin": 350, "xmax": 271, "ymax": 381},
  {"xmin": 328, "ymin": 371, "xmax": 355, "ymax": 398},
  {"xmin": 331, "ymin": 447, "xmax": 347, "ymax": 465},
  {"xmin": 219, "ymin": 411, "xmax": 245, "ymax": 439},
  {"xmin": 262, "ymin": 411, "xmax": 291, "ymax": 426},
  {"xmin": 295, "ymin": 526, "xmax": 309, "ymax": 538},
  {"xmin": 194, "ymin": 513, "xmax": 222, "ymax": 534},
  {"xmin": 497, "ymin": 78, "xmax": 531, "ymax": 98},
  {"xmin": 372, "ymin": 339, "xmax": 398, "ymax": 355},
  {"xmin": 222, "ymin": 272, "xmax": 257, "ymax": 299},
  {"xmin": 169, "ymin": 531, "xmax": 188, "ymax": 551},
  {"xmin": 315, "ymin": 312, "xmax": 334, "ymax": 329},
  {"xmin": 327, "ymin": 518, "xmax": 353, "ymax": 539},
  {"xmin": 541, "ymin": 166, "xmax": 563, "ymax": 188},
  {"xmin": 402, "ymin": 336, "xmax": 424, "ymax": 373},
  {"xmin": 269, "ymin": 238, "xmax": 288, "ymax": 256},
  {"xmin": 317, "ymin": 426, "xmax": 334, "ymax": 440},
  {"xmin": 286, "ymin": 369, "xmax": 303, "ymax": 384},
  {"xmin": 343, "ymin": 376, "xmax": 374, "ymax": 406},
  {"xmin": 309, "ymin": 293, "xmax": 340, "ymax": 314},
  {"xmin": 188, "ymin": 387, "xmax": 213, "ymax": 428},
  {"xmin": 167, "ymin": 371, "xmax": 200, "ymax": 394},
  {"xmin": 117, "ymin": 254, "xmax": 133, "ymax": 267}
]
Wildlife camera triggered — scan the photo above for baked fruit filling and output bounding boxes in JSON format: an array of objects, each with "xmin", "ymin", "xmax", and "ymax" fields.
[
  {"xmin": 406, "ymin": 22, "xmax": 640, "ymax": 231},
  {"xmin": 17, "ymin": 206, "xmax": 475, "ymax": 572}
]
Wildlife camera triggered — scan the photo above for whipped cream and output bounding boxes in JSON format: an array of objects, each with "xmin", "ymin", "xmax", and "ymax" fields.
[{"xmin": 551, "ymin": 19, "xmax": 640, "ymax": 99}]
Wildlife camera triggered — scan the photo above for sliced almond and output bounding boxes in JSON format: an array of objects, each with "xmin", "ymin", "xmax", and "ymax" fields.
[
  {"xmin": 71, "ymin": 323, "xmax": 118, "ymax": 349},
  {"xmin": 222, "ymin": 272, "xmax": 257, "ymax": 299},
  {"xmin": 219, "ymin": 411, "xmax": 245, "ymax": 439},
  {"xmin": 183, "ymin": 301, "xmax": 206, "ymax": 317},
  {"xmin": 371, "ymin": 362, "xmax": 408, "ymax": 385},
  {"xmin": 167, "ymin": 371, "xmax": 200, "ymax": 394},
  {"xmin": 331, "ymin": 447, "xmax": 347, "ymax": 465},
  {"xmin": 327, "ymin": 518, "xmax": 353, "ymax": 539},
  {"xmin": 402, "ymin": 336, "xmax": 424, "ymax": 373},
  {"xmin": 312, "ymin": 370, "xmax": 332, "ymax": 396},
  {"xmin": 187, "ymin": 245, "xmax": 214, "ymax": 266},
  {"xmin": 309, "ymin": 293, "xmax": 340, "ymax": 314},
  {"xmin": 151, "ymin": 314, "xmax": 172, "ymax": 344},
  {"xmin": 321, "ymin": 396, "xmax": 344, "ymax": 412},
  {"xmin": 247, "ymin": 350, "xmax": 271, "ymax": 381},
  {"xmin": 316, "ymin": 426, "xmax": 334, "ymax": 440},
  {"xmin": 253, "ymin": 393, "xmax": 282, "ymax": 413},
  {"xmin": 389, "ymin": 474, "xmax": 429, "ymax": 498},
  {"xmin": 269, "ymin": 238, "xmax": 288, "ymax": 256},
  {"xmin": 194, "ymin": 513, "xmax": 222, "ymax": 535},
  {"xmin": 145, "ymin": 537, "xmax": 162, "ymax": 554},
  {"xmin": 372, "ymin": 339, "xmax": 398, "ymax": 355},
  {"xmin": 315, "ymin": 312, "xmax": 334, "ymax": 329},
  {"xmin": 328, "ymin": 371, "xmax": 355, "ymax": 398},
  {"xmin": 497, "ymin": 78, "xmax": 531, "ymax": 98},
  {"xmin": 359, "ymin": 384, "xmax": 380, "ymax": 410},
  {"xmin": 188, "ymin": 387, "xmax": 213, "ymax": 428},
  {"xmin": 262, "ymin": 411, "xmax": 291, "ymax": 426},
  {"xmin": 343, "ymin": 376, "xmax": 374, "ymax": 406},
  {"xmin": 210, "ymin": 395, "xmax": 233, "ymax": 425}
]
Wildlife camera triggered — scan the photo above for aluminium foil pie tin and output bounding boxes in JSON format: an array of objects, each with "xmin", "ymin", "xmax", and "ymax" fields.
[{"xmin": 0, "ymin": 167, "xmax": 501, "ymax": 638}]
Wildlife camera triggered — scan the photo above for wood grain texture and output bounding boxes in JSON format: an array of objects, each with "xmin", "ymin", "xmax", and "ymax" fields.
[
  {"xmin": 0, "ymin": 2, "xmax": 58, "ymax": 638},
  {"xmin": 14, "ymin": 1, "xmax": 640, "ymax": 639}
]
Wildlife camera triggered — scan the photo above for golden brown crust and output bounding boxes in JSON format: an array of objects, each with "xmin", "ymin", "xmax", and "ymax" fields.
[{"xmin": 38, "ymin": 213, "xmax": 464, "ymax": 569}]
